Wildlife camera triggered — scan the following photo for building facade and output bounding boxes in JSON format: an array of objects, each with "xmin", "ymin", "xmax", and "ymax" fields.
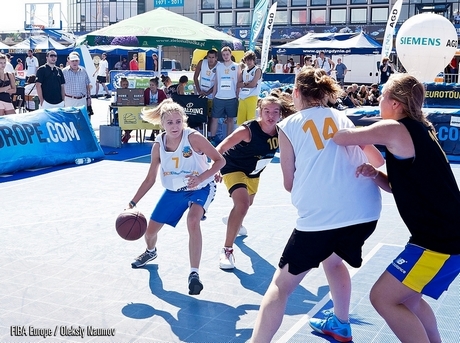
[{"xmin": 66, "ymin": 0, "xmax": 460, "ymax": 45}]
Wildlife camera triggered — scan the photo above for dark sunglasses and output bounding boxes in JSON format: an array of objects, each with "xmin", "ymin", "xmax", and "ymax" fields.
[{"xmin": 48, "ymin": 55, "xmax": 57, "ymax": 57}]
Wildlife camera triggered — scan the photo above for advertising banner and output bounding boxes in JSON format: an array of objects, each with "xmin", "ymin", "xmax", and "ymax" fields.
[
  {"xmin": 0, "ymin": 107, "xmax": 104, "ymax": 175},
  {"xmin": 381, "ymin": 0, "xmax": 403, "ymax": 61},
  {"xmin": 248, "ymin": 0, "xmax": 269, "ymax": 51},
  {"xmin": 261, "ymin": 2, "xmax": 278, "ymax": 73}
]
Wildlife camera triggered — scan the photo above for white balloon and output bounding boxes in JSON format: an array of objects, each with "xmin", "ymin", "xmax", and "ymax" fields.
[{"xmin": 396, "ymin": 13, "xmax": 458, "ymax": 82}]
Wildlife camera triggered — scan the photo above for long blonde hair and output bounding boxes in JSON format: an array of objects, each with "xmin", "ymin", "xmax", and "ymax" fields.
[
  {"xmin": 383, "ymin": 73, "xmax": 431, "ymax": 127},
  {"xmin": 141, "ymin": 99, "xmax": 188, "ymax": 128}
]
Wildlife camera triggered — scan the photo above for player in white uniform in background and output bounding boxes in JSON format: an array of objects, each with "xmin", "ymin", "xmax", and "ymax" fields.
[
  {"xmin": 251, "ymin": 67, "xmax": 383, "ymax": 343},
  {"xmin": 194, "ymin": 49, "xmax": 219, "ymax": 100},
  {"xmin": 208, "ymin": 46, "xmax": 241, "ymax": 146},
  {"xmin": 193, "ymin": 49, "xmax": 219, "ymax": 124},
  {"xmin": 237, "ymin": 50, "xmax": 262, "ymax": 126},
  {"xmin": 128, "ymin": 99, "xmax": 225, "ymax": 295}
]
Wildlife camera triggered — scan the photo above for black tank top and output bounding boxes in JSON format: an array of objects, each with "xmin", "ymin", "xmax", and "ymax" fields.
[
  {"xmin": 0, "ymin": 73, "xmax": 12, "ymax": 103},
  {"xmin": 221, "ymin": 120, "xmax": 278, "ymax": 178},
  {"xmin": 386, "ymin": 117, "xmax": 460, "ymax": 254}
]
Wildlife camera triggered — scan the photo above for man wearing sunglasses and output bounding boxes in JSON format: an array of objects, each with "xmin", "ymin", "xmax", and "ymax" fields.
[{"xmin": 36, "ymin": 50, "xmax": 65, "ymax": 109}]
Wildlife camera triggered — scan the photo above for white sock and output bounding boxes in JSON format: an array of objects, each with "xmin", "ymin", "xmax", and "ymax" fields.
[
  {"xmin": 190, "ymin": 268, "xmax": 199, "ymax": 274},
  {"xmin": 147, "ymin": 247, "xmax": 156, "ymax": 253}
]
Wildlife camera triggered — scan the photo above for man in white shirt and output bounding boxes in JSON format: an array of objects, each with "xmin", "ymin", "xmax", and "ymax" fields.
[
  {"xmin": 314, "ymin": 51, "xmax": 335, "ymax": 75},
  {"xmin": 25, "ymin": 50, "xmax": 39, "ymax": 80},
  {"xmin": 92, "ymin": 53, "xmax": 110, "ymax": 98},
  {"xmin": 62, "ymin": 52, "xmax": 92, "ymax": 110}
]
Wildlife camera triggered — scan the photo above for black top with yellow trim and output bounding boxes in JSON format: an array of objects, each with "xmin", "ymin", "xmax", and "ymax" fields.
[
  {"xmin": 221, "ymin": 120, "xmax": 278, "ymax": 178},
  {"xmin": 386, "ymin": 117, "xmax": 460, "ymax": 254}
]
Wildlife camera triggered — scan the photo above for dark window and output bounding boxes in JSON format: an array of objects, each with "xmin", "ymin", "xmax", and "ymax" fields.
[
  {"xmin": 202, "ymin": 0, "xmax": 215, "ymax": 9},
  {"xmin": 218, "ymin": 0, "xmax": 232, "ymax": 9},
  {"xmin": 236, "ymin": 0, "xmax": 250, "ymax": 8}
]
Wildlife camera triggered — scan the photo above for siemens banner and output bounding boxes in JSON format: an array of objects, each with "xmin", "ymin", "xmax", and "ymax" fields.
[{"xmin": 0, "ymin": 107, "xmax": 104, "ymax": 175}]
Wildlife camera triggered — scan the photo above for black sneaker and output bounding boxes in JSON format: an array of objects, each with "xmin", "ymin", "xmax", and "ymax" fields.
[
  {"xmin": 105, "ymin": 94, "xmax": 112, "ymax": 99},
  {"xmin": 131, "ymin": 248, "xmax": 157, "ymax": 268},
  {"xmin": 188, "ymin": 272, "xmax": 203, "ymax": 295}
]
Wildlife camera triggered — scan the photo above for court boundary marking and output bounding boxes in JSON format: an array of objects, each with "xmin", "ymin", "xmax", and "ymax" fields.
[{"xmin": 276, "ymin": 242, "xmax": 404, "ymax": 343}]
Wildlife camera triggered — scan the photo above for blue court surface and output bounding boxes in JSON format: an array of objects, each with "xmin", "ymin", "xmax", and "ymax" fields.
[{"xmin": 1, "ymin": 139, "xmax": 459, "ymax": 342}]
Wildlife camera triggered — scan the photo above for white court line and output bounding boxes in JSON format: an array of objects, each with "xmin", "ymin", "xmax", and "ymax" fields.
[
  {"xmin": 276, "ymin": 242, "xmax": 404, "ymax": 343},
  {"xmin": 124, "ymin": 154, "xmax": 151, "ymax": 162}
]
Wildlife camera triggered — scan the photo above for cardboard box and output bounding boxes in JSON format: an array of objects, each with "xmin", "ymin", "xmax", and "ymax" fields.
[{"xmin": 115, "ymin": 89, "xmax": 144, "ymax": 106}]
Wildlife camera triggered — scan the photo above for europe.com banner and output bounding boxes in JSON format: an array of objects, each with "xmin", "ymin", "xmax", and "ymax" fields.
[{"xmin": 0, "ymin": 107, "xmax": 104, "ymax": 175}]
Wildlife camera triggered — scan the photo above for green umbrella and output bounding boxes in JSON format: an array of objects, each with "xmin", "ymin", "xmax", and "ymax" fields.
[{"xmin": 79, "ymin": 7, "xmax": 242, "ymax": 51}]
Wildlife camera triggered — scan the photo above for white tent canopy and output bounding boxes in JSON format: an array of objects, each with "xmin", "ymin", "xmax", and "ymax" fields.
[
  {"xmin": 9, "ymin": 36, "xmax": 71, "ymax": 53},
  {"xmin": 0, "ymin": 42, "xmax": 11, "ymax": 51}
]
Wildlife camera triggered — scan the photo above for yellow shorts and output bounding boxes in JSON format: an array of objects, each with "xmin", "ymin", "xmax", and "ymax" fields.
[
  {"xmin": 237, "ymin": 96, "xmax": 257, "ymax": 126},
  {"xmin": 223, "ymin": 171, "xmax": 260, "ymax": 196}
]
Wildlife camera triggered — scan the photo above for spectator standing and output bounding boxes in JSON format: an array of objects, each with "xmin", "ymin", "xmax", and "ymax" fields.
[
  {"xmin": 379, "ymin": 57, "xmax": 395, "ymax": 85},
  {"xmin": 24, "ymin": 75, "xmax": 38, "ymax": 111},
  {"xmin": 447, "ymin": 57, "xmax": 458, "ymax": 83},
  {"xmin": 129, "ymin": 53, "xmax": 139, "ymax": 71},
  {"xmin": 5, "ymin": 53, "xmax": 15, "ymax": 74},
  {"xmin": 265, "ymin": 56, "xmax": 277, "ymax": 73},
  {"xmin": 314, "ymin": 51, "xmax": 335, "ymax": 75},
  {"xmin": 92, "ymin": 53, "xmax": 110, "ymax": 98},
  {"xmin": 454, "ymin": 11, "xmax": 460, "ymax": 24},
  {"xmin": 25, "ymin": 50, "xmax": 39, "ymax": 80},
  {"xmin": 209, "ymin": 47, "xmax": 241, "ymax": 146},
  {"xmin": 15, "ymin": 58, "xmax": 24, "ymax": 72},
  {"xmin": 152, "ymin": 53, "xmax": 158, "ymax": 74},
  {"xmin": 114, "ymin": 59, "xmax": 123, "ymax": 70},
  {"xmin": 274, "ymin": 59, "xmax": 284, "ymax": 74},
  {"xmin": 36, "ymin": 50, "xmax": 65, "ymax": 109},
  {"xmin": 284, "ymin": 58, "xmax": 295, "ymax": 73},
  {"xmin": 302, "ymin": 55, "xmax": 313, "ymax": 70},
  {"xmin": 121, "ymin": 57, "xmax": 129, "ymax": 70},
  {"xmin": 335, "ymin": 58, "xmax": 348, "ymax": 86},
  {"xmin": 293, "ymin": 63, "xmax": 302, "ymax": 75},
  {"xmin": 0, "ymin": 53, "xmax": 17, "ymax": 115},
  {"xmin": 62, "ymin": 52, "xmax": 91, "ymax": 110}
]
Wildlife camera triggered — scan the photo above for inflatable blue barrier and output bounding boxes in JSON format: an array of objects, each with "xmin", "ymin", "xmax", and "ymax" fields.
[{"xmin": 0, "ymin": 106, "xmax": 104, "ymax": 175}]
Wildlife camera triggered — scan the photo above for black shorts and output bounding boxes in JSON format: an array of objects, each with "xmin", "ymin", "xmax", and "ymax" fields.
[
  {"xmin": 279, "ymin": 220, "xmax": 377, "ymax": 275},
  {"xmin": 96, "ymin": 76, "xmax": 107, "ymax": 84}
]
